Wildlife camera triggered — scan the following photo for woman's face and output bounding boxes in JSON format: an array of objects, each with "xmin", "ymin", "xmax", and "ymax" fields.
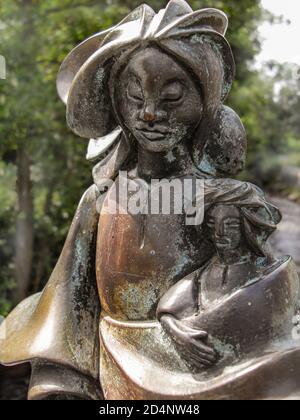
[
  {"xmin": 115, "ymin": 47, "xmax": 203, "ymax": 153},
  {"xmin": 207, "ymin": 205, "xmax": 243, "ymax": 253}
]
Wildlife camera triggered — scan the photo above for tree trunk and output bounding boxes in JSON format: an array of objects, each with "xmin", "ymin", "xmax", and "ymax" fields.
[
  {"xmin": 12, "ymin": 0, "xmax": 34, "ymax": 304},
  {"xmin": 32, "ymin": 182, "xmax": 55, "ymax": 293},
  {"xmin": 14, "ymin": 144, "xmax": 33, "ymax": 303}
]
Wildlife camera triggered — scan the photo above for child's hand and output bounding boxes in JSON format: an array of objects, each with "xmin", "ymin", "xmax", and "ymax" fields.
[{"xmin": 160, "ymin": 315, "xmax": 218, "ymax": 368}]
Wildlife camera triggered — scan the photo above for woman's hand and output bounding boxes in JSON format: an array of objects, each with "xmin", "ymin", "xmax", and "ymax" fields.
[{"xmin": 160, "ymin": 314, "xmax": 218, "ymax": 368}]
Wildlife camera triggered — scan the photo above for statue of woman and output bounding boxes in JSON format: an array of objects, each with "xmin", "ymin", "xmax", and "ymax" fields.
[{"xmin": 0, "ymin": 0, "xmax": 300, "ymax": 400}]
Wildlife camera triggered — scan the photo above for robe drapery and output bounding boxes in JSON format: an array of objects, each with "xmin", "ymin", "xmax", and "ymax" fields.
[{"xmin": 0, "ymin": 179, "xmax": 299, "ymax": 400}]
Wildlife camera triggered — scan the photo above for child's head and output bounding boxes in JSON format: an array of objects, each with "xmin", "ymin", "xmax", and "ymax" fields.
[{"xmin": 206, "ymin": 204, "xmax": 243, "ymax": 254}]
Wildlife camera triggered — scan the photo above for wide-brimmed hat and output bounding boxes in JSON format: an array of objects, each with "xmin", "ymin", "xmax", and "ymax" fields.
[{"xmin": 57, "ymin": 0, "xmax": 235, "ymax": 140}]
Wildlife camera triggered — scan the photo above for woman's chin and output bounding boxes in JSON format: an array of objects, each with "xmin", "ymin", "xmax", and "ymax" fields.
[{"xmin": 136, "ymin": 136, "xmax": 183, "ymax": 153}]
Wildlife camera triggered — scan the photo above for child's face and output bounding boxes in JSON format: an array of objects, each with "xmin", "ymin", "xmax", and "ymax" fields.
[
  {"xmin": 207, "ymin": 205, "xmax": 243, "ymax": 253},
  {"xmin": 116, "ymin": 47, "xmax": 203, "ymax": 153}
]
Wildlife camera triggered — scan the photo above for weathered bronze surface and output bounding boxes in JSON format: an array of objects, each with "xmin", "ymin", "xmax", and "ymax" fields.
[{"xmin": 1, "ymin": 0, "xmax": 300, "ymax": 400}]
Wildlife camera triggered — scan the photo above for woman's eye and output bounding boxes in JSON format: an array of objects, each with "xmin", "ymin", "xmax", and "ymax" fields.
[
  {"xmin": 128, "ymin": 90, "xmax": 143, "ymax": 101},
  {"xmin": 127, "ymin": 82, "xmax": 143, "ymax": 102},
  {"xmin": 162, "ymin": 93, "xmax": 183, "ymax": 102},
  {"xmin": 161, "ymin": 82, "xmax": 183, "ymax": 103}
]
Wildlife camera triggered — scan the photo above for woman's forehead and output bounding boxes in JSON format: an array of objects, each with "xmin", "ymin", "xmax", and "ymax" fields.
[{"xmin": 122, "ymin": 47, "xmax": 190, "ymax": 83}]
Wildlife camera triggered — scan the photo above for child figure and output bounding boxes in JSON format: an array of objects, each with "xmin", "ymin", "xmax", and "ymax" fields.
[{"xmin": 157, "ymin": 202, "xmax": 299, "ymax": 370}]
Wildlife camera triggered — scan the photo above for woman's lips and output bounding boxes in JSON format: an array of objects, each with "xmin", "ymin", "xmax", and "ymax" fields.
[
  {"xmin": 135, "ymin": 124, "xmax": 169, "ymax": 141},
  {"xmin": 137, "ymin": 129, "xmax": 167, "ymax": 141},
  {"xmin": 215, "ymin": 240, "xmax": 231, "ymax": 246}
]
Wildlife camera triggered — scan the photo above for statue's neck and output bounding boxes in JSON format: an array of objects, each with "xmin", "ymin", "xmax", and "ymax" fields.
[
  {"xmin": 137, "ymin": 143, "xmax": 194, "ymax": 181},
  {"xmin": 216, "ymin": 249, "xmax": 252, "ymax": 266}
]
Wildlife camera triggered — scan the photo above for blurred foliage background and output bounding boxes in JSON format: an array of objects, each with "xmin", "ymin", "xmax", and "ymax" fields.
[{"xmin": 0, "ymin": 0, "xmax": 299, "ymax": 315}]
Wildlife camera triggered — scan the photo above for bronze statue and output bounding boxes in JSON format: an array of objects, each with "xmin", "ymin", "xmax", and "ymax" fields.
[{"xmin": 1, "ymin": 0, "xmax": 300, "ymax": 400}]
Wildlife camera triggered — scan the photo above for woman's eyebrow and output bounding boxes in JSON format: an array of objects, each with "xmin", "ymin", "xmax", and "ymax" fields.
[
  {"xmin": 128, "ymin": 72, "xmax": 142, "ymax": 85},
  {"xmin": 161, "ymin": 78, "xmax": 186, "ymax": 89}
]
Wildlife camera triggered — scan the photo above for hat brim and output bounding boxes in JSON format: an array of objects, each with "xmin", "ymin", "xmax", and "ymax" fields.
[{"xmin": 57, "ymin": 28, "xmax": 114, "ymax": 105}]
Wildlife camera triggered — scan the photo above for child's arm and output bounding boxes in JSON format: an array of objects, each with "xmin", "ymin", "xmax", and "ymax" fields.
[
  {"xmin": 157, "ymin": 275, "xmax": 198, "ymax": 320},
  {"xmin": 157, "ymin": 268, "xmax": 218, "ymax": 368},
  {"xmin": 159, "ymin": 314, "xmax": 217, "ymax": 368}
]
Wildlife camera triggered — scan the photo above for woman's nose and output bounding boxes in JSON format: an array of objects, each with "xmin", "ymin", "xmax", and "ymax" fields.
[{"xmin": 140, "ymin": 102, "xmax": 157, "ymax": 122}]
